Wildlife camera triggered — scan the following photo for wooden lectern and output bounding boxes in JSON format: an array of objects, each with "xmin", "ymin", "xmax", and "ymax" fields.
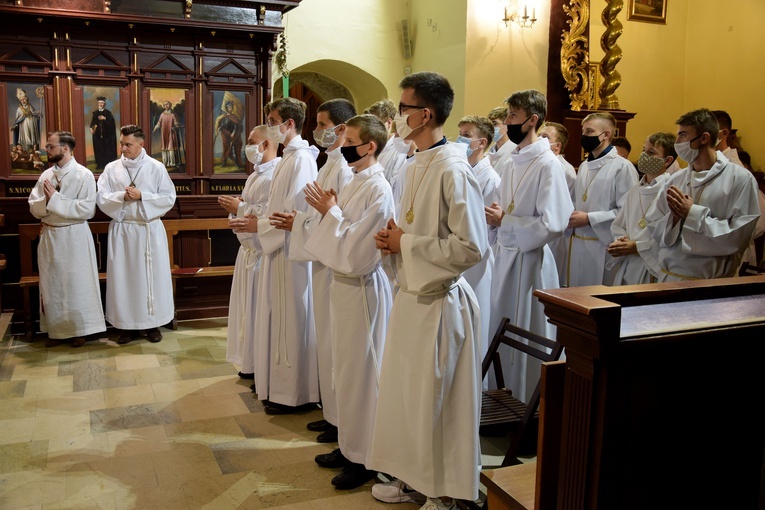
[{"xmin": 528, "ymin": 277, "xmax": 765, "ymax": 510}]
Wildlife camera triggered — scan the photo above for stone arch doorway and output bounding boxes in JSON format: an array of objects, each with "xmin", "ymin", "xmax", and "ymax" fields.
[{"xmin": 273, "ymin": 60, "xmax": 390, "ymax": 166}]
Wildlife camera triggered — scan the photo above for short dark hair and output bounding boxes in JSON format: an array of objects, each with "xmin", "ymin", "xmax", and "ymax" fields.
[
  {"xmin": 676, "ymin": 108, "xmax": 719, "ymax": 144},
  {"xmin": 364, "ymin": 99, "xmax": 396, "ymax": 122},
  {"xmin": 711, "ymin": 110, "xmax": 732, "ymax": 130},
  {"xmin": 317, "ymin": 98, "xmax": 356, "ymax": 126},
  {"xmin": 399, "ymin": 71, "xmax": 454, "ymax": 126},
  {"xmin": 120, "ymin": 125, "xmax": 145, "ymax": 140},
  {"xmin": 96, "ymin": 96, "xmax": 106, "ymax": 101},
  {"xmin": 611, "ymin": 136, "xmax": 632, "ymax": 153},
  {"xmin": 51, "ymin": 130, "xmax": 76, "ymax": 150},
  {"xmin": 270, "ymin": 97, "xmax": 308, "ymax": 131},
  {"xmin": 346, "ymin": 114, "xmax": 389, "ymax": 157},
  {"xmin": 505, "ymin": 89, "xmax": 548, "ymax": 127}
]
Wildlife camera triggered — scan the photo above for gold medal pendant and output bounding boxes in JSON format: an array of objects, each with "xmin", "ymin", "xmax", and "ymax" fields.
[
  {"xmin": 638, "ymin": 217, "xmax": 647, "ymax": 229},
  {"xmin": 507, "ymin": 201, "xmax": 515, "ymax": 214},
  {"xmin": 582, "ymin": 192, "xmax": 588, "ymax": 202},
  {"xmin": 129, "ymin": 182, "xmax": 135, "ymax": 187},
  {"xmin": 405, "ymin": 207, "xmax": 414, "ymax": 224}
]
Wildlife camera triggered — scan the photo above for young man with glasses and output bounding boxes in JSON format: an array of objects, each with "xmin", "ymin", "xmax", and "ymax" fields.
[{"xmin": 28, "ymin": 131, "xmax": 106, "ymax": 348}]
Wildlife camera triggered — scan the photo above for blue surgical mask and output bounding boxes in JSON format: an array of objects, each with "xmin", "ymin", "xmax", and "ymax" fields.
[
  {"xmin": 493, "ymin": 127, "xmax": 501, "ymax": 143},
  {"xmin": 456, "ymin": 135, "xmax": 477, "ymax": 158}
]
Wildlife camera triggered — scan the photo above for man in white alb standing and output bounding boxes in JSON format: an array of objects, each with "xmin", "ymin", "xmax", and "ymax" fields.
[{"xmin": 97, "ymin": 125, "xmax": 176, "ymax": 344}]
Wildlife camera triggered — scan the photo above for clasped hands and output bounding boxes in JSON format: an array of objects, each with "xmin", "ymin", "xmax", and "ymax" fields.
[
  {"xmin": 607, "ymin": 236, "xmax": 637, "ymax": 257},
  {"xmin": 43, "ymin": 179, "xmax": 56, "ymax": 200},
  {"xmin": 666, "ymin": 185, "xmax": 692, "ymax": 222},
  {"xmin": 124, "ymin": 186, "xmax": 141, "ymax": 201},
  {"xmin": 374, "ymin": 218, "xmax": 403, "ymax": 255}
]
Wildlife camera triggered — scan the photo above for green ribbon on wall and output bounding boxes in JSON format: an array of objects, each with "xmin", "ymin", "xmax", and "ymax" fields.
[{"xmin": 282, "ymin": 75, "xmax": 289, "ymax": 98}]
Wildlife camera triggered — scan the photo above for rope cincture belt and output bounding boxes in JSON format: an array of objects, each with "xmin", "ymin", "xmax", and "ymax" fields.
[
  {"xmin": 660, "ymin": 268, "xmax": 701, "ymax": 281},
  {"xmin": 123, "ymin": 219, "xmax": 156, "ymax": 316}
]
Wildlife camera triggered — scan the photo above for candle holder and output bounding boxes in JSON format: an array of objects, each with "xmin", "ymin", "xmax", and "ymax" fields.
[{"xmin": 503, "ymin": 3, "xmax": 537, "ymax": 29}]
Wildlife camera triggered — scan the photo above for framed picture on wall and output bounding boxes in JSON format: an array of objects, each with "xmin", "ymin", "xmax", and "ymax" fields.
[
  {"xmin": 82, "ymin": 85, "xmax": 120, "ymax": 172},
  {"xmin": 7, "ymin": 83, "xmax": 47, "ymax": 174},
  {"xmin": 628, "ymin": 0, "xmax": 667, "ymax": 24},
  {"xmin": 148, "ymin": 88, "xmax": 187, "ymax": 173},
  {"xmin": 212, "ymin": 90, "xmax": 247, "ymax": 174}
]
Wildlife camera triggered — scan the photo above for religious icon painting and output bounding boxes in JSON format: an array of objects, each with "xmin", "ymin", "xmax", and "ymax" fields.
[
  {"xmin": 628, "ymin": 0, "xmax": 667, "ymax": 24},
  {"xmin": 149, "ymin": 88, "xmax": 187, "ymax": 172},
  {"xmin": 7, "ymin": 82, "xmax": 47, "ymax": 175},
  {"xmin": 82, "ymin": 86, "xmax": 120, "ymax": 173},
  {"xmin": 212, "ymin": 90, "xmax": 247, "ymax": 175}
]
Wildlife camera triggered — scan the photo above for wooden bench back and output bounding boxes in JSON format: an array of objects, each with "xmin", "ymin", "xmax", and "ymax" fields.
[
  {"xmin": 161, "ymin": 218, "xmax": 232, "ymax": 269},
  {"xmin": 18, "ymin": 222, "xmax": 110, "ymax": 278}
]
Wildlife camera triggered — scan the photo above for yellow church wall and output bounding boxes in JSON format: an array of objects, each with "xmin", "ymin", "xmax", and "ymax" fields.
[
  {"xmin": 281, "ymin": 0, "xmax": 409, "ymax": 111},
  {"xmin": 684, "ymin": 0, "xmax": 765, "ymax": 170},
  {"xmin": 463, "ymin": 0, "xmax": 550, "ymax": 128}
]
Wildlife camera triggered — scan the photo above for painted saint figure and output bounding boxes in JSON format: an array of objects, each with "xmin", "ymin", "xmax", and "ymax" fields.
[
  {"xmin": 11, "ymin": 88, "xmax": 42, "ymax": 152},
  {"xmin": 215, "ymin": 100, "xmax": 245, "ymax": 168},
  {"xmin": 153, "ymin": 101, "xmax": 183, "ymax": 168},
  {"xmin": 89, "ymin": 96, "xmax": 118, "ymax": 170}
]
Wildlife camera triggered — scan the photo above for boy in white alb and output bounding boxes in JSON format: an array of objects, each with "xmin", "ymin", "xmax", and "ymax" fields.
[
  {"xmin": 369, "ymin": 71, "xmax": 487, "ymax": 510},
  {"xmin": 646, "ymin": 108, "xmax": 760, "ymax": 281},
  {"xmin": 566, "ymin": 112, "xmax": 637, "ymax": 287},
  {"xmin": 607, "ymin": 132, "xmax": 676, "ymax": 285},
  {"xmin": 456, "ymin": 115, "xmax": 500, "ymax": 368},
  {"xmin": 270, "ymin": 98, "xmax": 354, "ymax": 438},
  {"xmin": 252, "ymin": 98, "xmax": 320, "ymax": 414},
  {"xmin": 299, "ymin": 114, "xmax": 395, "ymax": 490},
  {"xmin": 221, "ymin": 125, "xmax": 279, "ymax": 379},
  {"xmin": 485, "ymin": 90, "xmax": 573, "ymax": 404}
]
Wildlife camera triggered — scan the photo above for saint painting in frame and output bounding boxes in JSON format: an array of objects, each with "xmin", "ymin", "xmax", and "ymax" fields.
[
  {"xmin": 212, "ymin": 90, "xmax": 247, "ymax": 174},
  {"xmin": 148, "ymin": 88, "xmax": 187, "ymax": 172},
  {"xmin": 628, "ymin": 0, "xmax": 667, "ymax": 24},
  {"xmin": 7, "ymin": 82, "xmax": 46, "ymax": 174},
  {"xmin": 82, "ymin": 85, "xmax": 120, "ymax": 172}
]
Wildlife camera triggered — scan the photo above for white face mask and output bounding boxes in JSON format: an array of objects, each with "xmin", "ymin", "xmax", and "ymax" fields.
[
  {"xmin": 245, "ymin": 142, "xmax": 264, "ymax": 165},
  {"xmin": 394, "ymin": 109, "xmax": 426, "ymax": 140},
  {"xmin": 674, "ymin": 133, "xmax": 703, "ymax": 165},
  {"xmin": 267, "ymin": 121, "xmax": 288, "ymax": 145},
  {"xmin": 313, "ymin": 125, "xmax": 339, "ymax": 148}
]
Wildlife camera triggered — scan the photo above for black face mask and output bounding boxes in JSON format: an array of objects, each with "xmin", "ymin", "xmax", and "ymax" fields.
[
  {"xmin": 340, "ymin": 143, "xmax": 369, "ymax": 164},
  {"xmin": 506, "ymin": 116, "xmax": 531, "ymax": 145},
  {"xmin": 581, "ymin": 133, "xmax": 604, "ymax": 154}
]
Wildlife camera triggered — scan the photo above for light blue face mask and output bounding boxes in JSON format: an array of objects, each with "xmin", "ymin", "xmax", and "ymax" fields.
[
  {"xmin": 493, "ymin": 127, "xmax": 502, "ymax": 143},
  {"xmin": 456, "ymin": 135, "xmax": 476, "ymax": 158}
]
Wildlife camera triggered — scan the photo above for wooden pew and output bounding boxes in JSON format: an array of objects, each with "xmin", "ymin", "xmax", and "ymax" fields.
[{"xmin": 17, "ymin": 217, "xmax": 236, "ymax": 338}]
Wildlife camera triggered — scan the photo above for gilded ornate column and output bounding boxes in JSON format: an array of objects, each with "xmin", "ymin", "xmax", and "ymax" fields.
[
  {"xmin": 560, "ymin": 0, "xmax": 590, "ymax": 111},
  {"xmin": 598, "ymin": 0, "xmax": 623, "ymax": 110}
]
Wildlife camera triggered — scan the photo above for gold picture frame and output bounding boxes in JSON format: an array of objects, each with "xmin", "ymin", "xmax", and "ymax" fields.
[{"xmin": 627, "ymin": 0, "xmax": 667, "ymax": 24}]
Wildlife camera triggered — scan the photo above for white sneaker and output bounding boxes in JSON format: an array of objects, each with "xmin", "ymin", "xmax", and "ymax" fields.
[
  {"xmin": 420, "ymin": 497, "xmax": 456, "ymax": 510},
  {"xmin": 371, "ymin": 479, "xmax": 426, "ymax": 504}
]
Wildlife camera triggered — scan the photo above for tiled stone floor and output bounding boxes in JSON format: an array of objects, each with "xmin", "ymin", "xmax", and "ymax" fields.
[{"xmin": 0, "ymin": 316, "xmax": 508, "ymax": 509}]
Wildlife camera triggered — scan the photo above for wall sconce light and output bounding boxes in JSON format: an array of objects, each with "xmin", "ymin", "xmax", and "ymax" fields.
[{"xmin": 503, "ymin": 2, "xmax": 537, "ymax": 29}]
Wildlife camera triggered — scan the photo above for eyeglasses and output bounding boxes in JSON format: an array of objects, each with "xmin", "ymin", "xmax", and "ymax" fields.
[
  {"xmin": 398, "ymin": 103, "xmax": 427, "ymax": 115},
  {"xmin": 44, "ymin": 144, "xmax": 64, "ymax": 150}
]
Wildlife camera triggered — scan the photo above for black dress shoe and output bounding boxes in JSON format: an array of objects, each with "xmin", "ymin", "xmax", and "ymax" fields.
[
  {"xmin": 331, "ymin": 462, "xmax": 377, "ymax": 490},
  {"xmin": 238, "ymin": 372, "xmax": 255, "ymax": 380},
  {"xmin": 316, "ymin": 425, "xmax": 338, "ymax": 443},
  {"xmin": 307, "ymin": 419, "xmax": 332, "ymax": 432},
  {"xmin": 146, "ymin": 328, "xmax": 163, "ymax": 343},
  {"xmin": 250, "ymin": 384, "xmax": 257, "ymax": 393},
  {"xmin": 315, "ymin": 448, "xmax": 349, "ymax": 468},
  {"xmin": 117, "ymin": 331, "xmax": 139, "ymax": 345}
]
